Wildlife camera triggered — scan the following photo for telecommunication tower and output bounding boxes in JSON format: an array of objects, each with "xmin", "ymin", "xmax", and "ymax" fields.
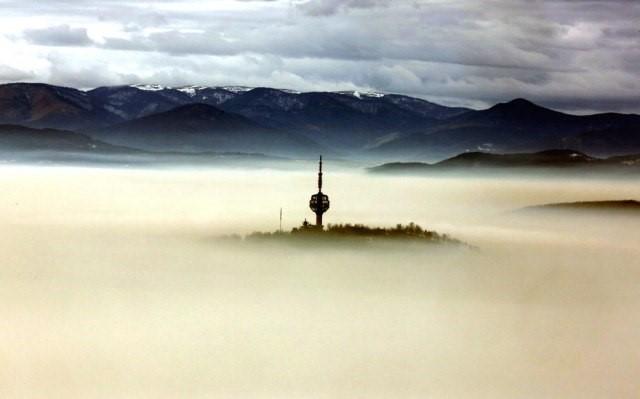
[{"xmin": 309, "ymin": 156, "xmax": 330, "ymax": 227}]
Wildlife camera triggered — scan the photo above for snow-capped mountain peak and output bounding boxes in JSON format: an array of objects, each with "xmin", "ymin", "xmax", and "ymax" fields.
[
  {"xmin": 176, "ymin": 85, "xmax": 209, "ymax": 97},
  {"xmin": 336, "ymin": 90, "xmax": 386, "ymax": 99},
  {"xmin": 219, "ymin": 86, "xmax": 254, "ymax": 93},
  {"xmin": 130, "ymin": 84, "xmax": 168, "ymax": 92}
]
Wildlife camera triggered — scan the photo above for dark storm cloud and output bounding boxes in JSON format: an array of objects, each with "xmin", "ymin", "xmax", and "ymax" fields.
[
  {"xmin": 92, "ymin": 6, "xmax": 576, "ymax": 73},
  {"xmin": 0, "ymin": 0, "xmax": 639, "ymax": 112}
]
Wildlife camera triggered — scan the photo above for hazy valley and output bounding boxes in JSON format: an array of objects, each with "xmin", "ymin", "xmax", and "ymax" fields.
[{"xmin": 1, "ymin": 165, "xmax": 639, "ymax": 397}]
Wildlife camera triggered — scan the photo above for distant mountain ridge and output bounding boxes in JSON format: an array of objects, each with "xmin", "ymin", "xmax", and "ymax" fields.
[
  {"xmin": 522, "ymin": 200, "xmax": 640, "ymax": 212},
  {"xmin": 370, "ymin": 98, "xmax": 640, "ymax": 159},
  {"xmin": 90, "ymin": 103, "xmax": 321, "ymax": 156},
  {"xmin": 0, "ymin": 82, "xmax": 639, "ymax": 159},
  {"xmin": 0, "ymin": 83, "xmax": 119, "ymax": 130},
  {"xmin": 368, "ymin": 149, "xmax": 640, "ymax": 174},
  {"xmin": 0, "ymin": 124, "xmax": 137, "ymax": 153},
  {"xmin": 0, "ymin": 123, "xmax": 307, "ymax": 167}
]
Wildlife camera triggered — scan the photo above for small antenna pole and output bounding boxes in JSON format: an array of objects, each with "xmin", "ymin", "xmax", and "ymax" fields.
[{"xmin": 279, "ymin": 207, "xmax": 283, "ymax": 233}]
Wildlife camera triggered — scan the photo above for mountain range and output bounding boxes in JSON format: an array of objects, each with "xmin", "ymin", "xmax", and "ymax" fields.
[
  {"xmin": 370, "ymin": 99, "xmax": 640, "ymax": 160},
  {"xmin": 0, "ymin": 82, "xmax": 638, "ymax": 160}
]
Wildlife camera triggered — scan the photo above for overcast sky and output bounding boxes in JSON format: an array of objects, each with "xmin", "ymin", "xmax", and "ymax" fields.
[{"xmin": 0, "ymin": 0, "xmax": 638, "ymax": 112}]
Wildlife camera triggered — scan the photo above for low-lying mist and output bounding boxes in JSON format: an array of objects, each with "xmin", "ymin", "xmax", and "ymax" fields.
[{"xmin": 1, "ymin": 165, "xmax": 639, "ymax": 398}]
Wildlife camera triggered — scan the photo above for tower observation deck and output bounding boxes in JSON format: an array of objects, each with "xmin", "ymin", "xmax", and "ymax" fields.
[{"xmin": 309, "ymin": 156, "xmax": 330, "ymax": 227}]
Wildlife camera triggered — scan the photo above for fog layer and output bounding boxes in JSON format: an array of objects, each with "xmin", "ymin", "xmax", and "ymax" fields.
[{"xmin": 1, "ymin": 166, "xmax": 639, "ymax": 398}]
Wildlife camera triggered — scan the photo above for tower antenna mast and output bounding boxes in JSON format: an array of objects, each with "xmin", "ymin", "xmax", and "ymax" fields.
[{"xmin": 318, "ymin": 155, "xmax": 323, "ymax": 191}]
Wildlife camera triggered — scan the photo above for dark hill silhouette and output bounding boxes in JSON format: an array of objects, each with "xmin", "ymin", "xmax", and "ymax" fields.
[
  {"xmin": 382, "ymin": 94, "xmax": 469, "ymax": 120},
  {"xmin": 605, "ymin": 153, "xmax": 640, "ymax": 165},
  {"xmin": 437, "ymin": 149, "xmax": 596, "ymax": 168},
  {"xmin": 219, "ymin": 88, "xmax": 441, "ymax": 149},
  {"xmin": 108, "ymin": 103, "xmax": 262, "ymax": 133},
  {"xmin": 370, "ymin": 98, "xmax": 640, "ymax": 159},
  {"xmin": 87, "ymin": 85, "xmax": 241, "ymax": 121},
  {"xmin": 90, "ymin": 103, "xmax": 323, "ymax": 156},
  {"xmin": 520, "ymin": 200, "xmax": 640, "ymax": 214},
  {"xmin": 475, "ymin": 98, "xmax": 575, "ymax": 124},
  {"xmin": 368, "ymin": 149, "xmax": 640, "ymax": 174},
  {"xmin": 562, "ymin": 126, "xmax": 640, "ymax": 156},
  {"xmin": 0, "ymin": 83, "xmax": 119, "ymax": 130},
  {"xmin": 88, "ymin": 85, "xmax": 188, "ymax": 121},
  {"xmin": 0, "ymin": 124, "xmax": 136, "ymax": 153},
  {"xmin": 242, "ymin": 222, "xmax": 465, "ymax": 248}
]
